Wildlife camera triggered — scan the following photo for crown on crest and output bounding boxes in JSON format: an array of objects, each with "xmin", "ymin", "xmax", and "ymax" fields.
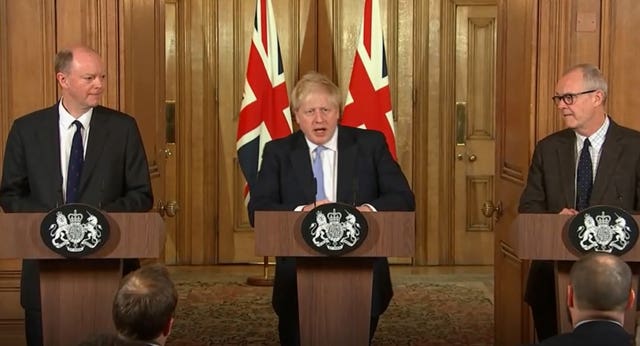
[
  {"xmin": 327, "ymin": 209, "xmax": 342, "ymax": 223},
  {"xmin": 68, "ymin": 210, "xmax": 84, "ymax": 224},
  {"xmin": 595, "ymin": 212, "xmax": 611, "ymax": 226}
]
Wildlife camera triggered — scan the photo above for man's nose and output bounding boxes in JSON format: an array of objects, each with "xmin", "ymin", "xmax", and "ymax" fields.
[
  {"xmin": 94, "ymin": 76, "xmax": 105, "ymax": 89},
  {"xmin": 312, "ymin": 111, "xmax": 325, "ymax": 122}
]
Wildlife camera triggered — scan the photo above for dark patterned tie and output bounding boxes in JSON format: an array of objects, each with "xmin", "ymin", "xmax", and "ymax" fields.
[
  {"xmin": 66, "ymin": 120, "xmax": 84, "ymax": 203},
  {"xmin": 576, "ymin": 138, "xmax": 592, "ymax": 211},
  {"xmin": 312, "ymin": 146, "xmax": 327, "ymax": 200}
]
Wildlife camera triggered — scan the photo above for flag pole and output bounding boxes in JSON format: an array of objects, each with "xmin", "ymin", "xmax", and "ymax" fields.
[{"xmin": 246, "ymin": 256, "xmax": 274, "ymax": 286}]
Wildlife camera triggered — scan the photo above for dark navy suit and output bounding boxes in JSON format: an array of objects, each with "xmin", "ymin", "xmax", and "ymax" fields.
[
  {"xmin": 519, "ymin": 118, "xmax": 640, "ymax": 339},
  {"xmin": 248, "ymin": 125, "xmax": 414, "ymax": 345},
  {"xmin": 0, "ymin": 103, "xmax": 153, "ymax": 346}
]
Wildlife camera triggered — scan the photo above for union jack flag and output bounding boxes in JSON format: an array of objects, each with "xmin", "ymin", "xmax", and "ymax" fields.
[
  {"xmin": 341, "ymin": 0, "xmax": 397, "ymax": 160},
  {"xmin": 236, "ymin": 0, "xmax": 292, "ymax": 205}
]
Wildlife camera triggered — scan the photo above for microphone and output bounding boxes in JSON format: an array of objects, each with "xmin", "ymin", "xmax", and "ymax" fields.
[
  {"xmin": 312, "ymin": 177, "xmax": 318, "ymax": 208},
  {"xmin": 56, "ymin": 188, "xmax": 64, "ymax": 208},
  {"xmin": 352, "ymin": 175, "xmax": 359, "ymax": 207},
  {"xmin": 98, "ymin": 179, "xmax": 105, "ymax": 210}
]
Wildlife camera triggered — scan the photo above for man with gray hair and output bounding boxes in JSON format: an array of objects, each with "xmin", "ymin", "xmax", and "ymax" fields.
[
  {"xmin": 532, "ymin": 253, "xmax": 634, "ymax": 345},
  {"xmin": 519, "ymin": 63, "xmax": 640, "ymax": 340}
]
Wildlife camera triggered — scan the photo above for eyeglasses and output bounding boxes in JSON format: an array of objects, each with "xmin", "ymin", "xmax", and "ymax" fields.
[{"xmin": 552, "ymin": 89, "xmax": 597, "ymax": 105}]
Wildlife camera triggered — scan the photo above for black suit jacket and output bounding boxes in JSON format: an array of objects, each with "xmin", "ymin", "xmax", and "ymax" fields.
[
  {"xmin": 519, "ymin": 118, "xmax": 640, "ymax": 305},
  {"xmin": 248, "ymin": 126, "xmax": 415, "ymax": 317},
  {"xmin": 519, "ymin": 119, "xmax": 640, "ymax": 213},
  {"xmin": 0, "ymin": 103, "xmax": 153, "ymax": 308},
  {"xmin": 530, "ymin": 320, "xmax": 632, "ymax": 346}
]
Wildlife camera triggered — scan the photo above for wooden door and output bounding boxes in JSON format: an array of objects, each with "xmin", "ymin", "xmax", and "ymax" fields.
[
  {"xmin": 453, "ymin": 3, "xmax": 497, "ymax": 265},
  {"xmin": 493, "ymin": 0, "xmax": 536, "ymax": 344}
]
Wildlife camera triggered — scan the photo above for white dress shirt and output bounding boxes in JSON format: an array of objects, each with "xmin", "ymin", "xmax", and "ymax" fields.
[{"xmin": 58, "ymin": 100, "xmax": 92, "ymax": 201}]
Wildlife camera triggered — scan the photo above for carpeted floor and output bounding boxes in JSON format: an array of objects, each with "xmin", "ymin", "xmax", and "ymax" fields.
[{"xmin": 166, "ymin": 270, "xmax": 494, "ymax": 346}]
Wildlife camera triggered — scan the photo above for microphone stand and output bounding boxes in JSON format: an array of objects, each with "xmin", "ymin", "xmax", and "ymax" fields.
[{"xmin": 246, "ymin": 256, "xmax": 274, "ymax": 286}]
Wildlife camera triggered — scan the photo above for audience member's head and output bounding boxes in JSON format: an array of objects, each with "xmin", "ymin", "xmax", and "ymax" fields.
[
  {"xmin": 568, "ymin": 252, "xmax": 635, "ymax": 325},
  {"xmin": 112, "ymin": 264, "xmax": 178, "ymax": 345}
]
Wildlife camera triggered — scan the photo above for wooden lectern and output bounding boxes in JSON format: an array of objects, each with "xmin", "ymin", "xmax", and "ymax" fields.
[
  {"xmin": 0, "ymin": 212, "xmax": 164, "ymax": 346},
  {"xmin": 254, "ymin": 210, "xmax": 414, "ymax": 346},
  {"xmin": 510, "ymin": 213, "xmax": 640, "ymax": 335}
]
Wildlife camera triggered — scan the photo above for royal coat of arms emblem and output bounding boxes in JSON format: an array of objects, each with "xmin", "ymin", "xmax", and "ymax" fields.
[
  {"xmin": 40, "ymin": 204, "xmax": 110, "ymax": 257},
  {"xmin": 565, "ymin": 205, "xmax": 639, "ymax": 256},
  {"xmin": 301, "ymin": 203, "xmax": 368, "ymax": 256}
]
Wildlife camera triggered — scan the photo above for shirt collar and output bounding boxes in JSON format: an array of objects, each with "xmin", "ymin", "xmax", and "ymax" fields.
[
  {"xmin": 58, "ymin": 98, "xmax": 93, "ymax": 129},
  {"xmin": 575, "ymin": 115, "xmax": 609, "ymax": 151},
  {"xmin": 575, "ymin": 318, "xmax": 623, "ymax": 329},
  {"xmin": 305, "ymin": 126, "xmax": 339, "ymax": 152}
]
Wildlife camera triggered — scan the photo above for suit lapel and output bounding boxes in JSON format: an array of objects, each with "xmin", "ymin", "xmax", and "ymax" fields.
[
  {"xmin": 591, "ymin": 121, "xmax": 622, "ymax": 204},
  {"xmin": 40, "ymin": 106, "xmax": 63, "ymax": 198},
  {"xmin": 557, "ymin": 131, "xmax": 576, "ymax": 209},
  {"xmin": 290, "ymin": 132, "xmax": 316, "ymax": 202},
  {"xmin": 80, "ymin": 108, "xmax": 109, "ymax": 191},
  {"xmin": 336, "ymin": 127, "xmax": 357, "ymax": 204}
]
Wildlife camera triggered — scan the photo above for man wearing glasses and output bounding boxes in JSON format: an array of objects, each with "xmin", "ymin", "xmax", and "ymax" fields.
[{"xmin": 519, "ymin": 63, "xmax": 640, "ymax": 341}]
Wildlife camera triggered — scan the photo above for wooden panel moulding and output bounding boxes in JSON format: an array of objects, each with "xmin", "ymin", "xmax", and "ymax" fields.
[
  {"xmin": 466, "ymin": 176, "xmax": 493, "ymax": 232},
  {"xmin": 468, "ymin": 16, "xmax": 496, "ymax": 140},
  {"xmin": 600, "ymin": 0, "xmax": 640, "ymax": 130}
]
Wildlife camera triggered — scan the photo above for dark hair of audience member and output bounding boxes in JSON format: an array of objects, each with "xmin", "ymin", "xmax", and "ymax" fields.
[{"xmin": 112, "ymin": 264, "xmax": 178, "ymax": 341}]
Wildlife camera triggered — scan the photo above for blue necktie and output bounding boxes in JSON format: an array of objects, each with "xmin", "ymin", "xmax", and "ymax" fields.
[
  {"xmin": 66, "ymin": 120, "xmax": 84, "ymax": 203},
  {"xmin": 313, "ymin": 146, "xmax": 327, "ymax": 200},
  {"xmin": 576, "ymin": 138, "xmax": 592, "ymax": 211}
]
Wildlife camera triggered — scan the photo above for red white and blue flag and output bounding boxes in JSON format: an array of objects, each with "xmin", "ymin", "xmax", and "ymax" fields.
[
  {"xmin": 341, "ymin": 0, "xmax": 397, "ymax": 160},
  {"xmin": 236, "ymin": 0, "xmax": 292, "ymax": 205}
]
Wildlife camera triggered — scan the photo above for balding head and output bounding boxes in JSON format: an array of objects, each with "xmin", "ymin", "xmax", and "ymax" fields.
[
  {"xmin": 570, "ymin": 253, "xmax": 631, "ymax": 311},
  {"xmin": 112, "ymin": 264, "xmax": 177, "ymax": 343}
]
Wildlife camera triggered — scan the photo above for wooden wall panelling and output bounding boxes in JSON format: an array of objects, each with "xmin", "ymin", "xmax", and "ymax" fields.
[
  {"xmin": 216, "ymin": 0, "xmax": 238, "ymax": 263},
  {"xmin": 536, "ymin": 0, "xmax": 567, "ymax": 138},
  {"xmin": 421, "ymin": 0, "xmax": 442, "ymax": 265},
  {"xmin": 494, "ymin": 0, "xmax": 537, "ymax": 343},
  {"xmin": 568, "ymin": 0, "xmax": 601, "ymax": 67},
  {"xmin": 0, "ymin": 269, "xmax": 23, "ymax": 346},
  {"xmin": 56, "ymin": 0, "xmax": 119, "ymax": 109},
  {"xmin": 117, "ymin": 0, "xmax": 167, "ymax": 263},
  {"xmin": 316, "ymin": 0, "xmax": 334, "ymax": 77},
  {"xmin": 601, "ymin": 0, "xmax": 640, "ymax": 131},
  {"xmin": 412, "ymin": 0, "xmax": 429, "ymax": 265},
  {"xmin": 0, "ymin": 1, "xmax": 56, "ymax": 342},
  {"xmin": 119, "ymin": 0, "xmax": 165, "ymax": 183},
  {"xmin": 201, "ymin": 0, "xmax": 218, "ymax": 264},
  {"xmin": 437, "ymin": 0, "xmax": 457, "ymax": 264},
  {"xmin": 0, "ymin": 0, "xmax": 56, "ymax": 132},
  {"xmin": 217, "ymin": 0, "xmax": 301, "ymax": 263},
  {"xmin": 173, "ymin": 0, "xmax": 214, "ymax": 264}
]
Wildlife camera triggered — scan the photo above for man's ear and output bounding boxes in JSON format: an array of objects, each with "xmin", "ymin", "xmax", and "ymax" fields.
[
  {"xmin": 626, "ymin": 289, "xmax": 636, "ymax": 310},
  {"xmin": 567, "ymin": 285, "xmax": 575, "ymax": 308},
  {"xmin": 593, "ymin": 89, "xmax": 605, "ymax": 106},
  {"xmin": 56, "ymin": 72, "xmax": 67, "ymax": 87}
]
